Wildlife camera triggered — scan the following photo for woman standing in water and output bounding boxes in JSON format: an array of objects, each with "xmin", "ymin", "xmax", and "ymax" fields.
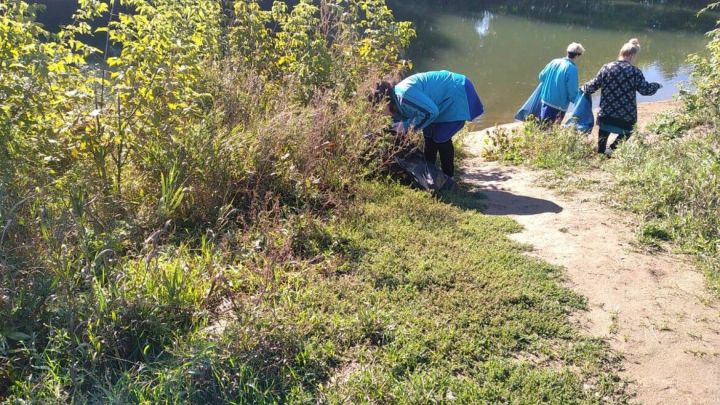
[{"xmin": 583, "ymin": 39, "xmax": 662, "ymax": 156}]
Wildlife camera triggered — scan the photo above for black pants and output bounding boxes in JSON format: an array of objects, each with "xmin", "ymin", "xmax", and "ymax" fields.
[
  {"xmin": 598, "ymin": 129, "xmax": 631, "ymax": 153},
  {"xmin": 424, "ymin": 138, "xmax": 454, "ymax": 177}
]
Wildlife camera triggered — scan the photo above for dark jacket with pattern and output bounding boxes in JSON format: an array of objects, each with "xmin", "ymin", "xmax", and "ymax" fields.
[{"xmin": 583, "ymin": 60, "xmax": 660, "ymax": 129}]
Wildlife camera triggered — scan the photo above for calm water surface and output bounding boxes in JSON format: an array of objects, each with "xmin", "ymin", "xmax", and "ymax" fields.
[{"xmin": 388, "ymin": 1, "xmax": 714, "ymax": 128}]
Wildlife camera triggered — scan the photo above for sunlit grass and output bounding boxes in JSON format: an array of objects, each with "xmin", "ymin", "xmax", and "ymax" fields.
[{"xmin": 2, "ymin": 182, "xmax": 628, "ymax": 402}]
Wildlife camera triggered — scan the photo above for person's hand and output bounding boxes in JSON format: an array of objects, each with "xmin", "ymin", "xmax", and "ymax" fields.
[{"xmin": 392, "ymin": 121, "xmax": 407, "ymax": 134}]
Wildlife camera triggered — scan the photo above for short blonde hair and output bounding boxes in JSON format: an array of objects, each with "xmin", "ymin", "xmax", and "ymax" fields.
[
  {"xmin": 566, "ymin": 42, "xmax": 585, "ymax": 55},
  {"xmin": 619, "ymin": 38, "xmax": 641, "ymax": 58}
]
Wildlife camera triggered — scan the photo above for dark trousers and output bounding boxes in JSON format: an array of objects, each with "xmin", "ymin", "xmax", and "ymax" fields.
[
  {"xmin": 540, "ymin": 103, "xmax": 566, "ymax": 124},
  {"xmin": 424, "ymin": 138, "xmax": 455, "ymax": 177},
  {"xmin": 598, "ymin": 129, "xmax": 631, "ymax": 153}
]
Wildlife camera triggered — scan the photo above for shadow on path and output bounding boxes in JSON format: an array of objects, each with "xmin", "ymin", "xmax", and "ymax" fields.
[
  {"xmin": 441, "ymin": 187, "xmax": 563, "ymax": 216},
  {"xmin": 476, "ymin": 189, "xmax": 563, "ymax": 216}
]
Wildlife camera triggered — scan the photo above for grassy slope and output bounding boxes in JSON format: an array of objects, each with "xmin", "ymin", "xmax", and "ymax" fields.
[
  {"xmin": 318, "ymin": 183, "xmax": 625, "ymax": 403},
  {"xmin": 26, "ymin": 182, "xmax": 627, "ymax": 403}
]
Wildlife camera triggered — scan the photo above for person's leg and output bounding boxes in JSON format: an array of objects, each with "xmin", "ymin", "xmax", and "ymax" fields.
[
  {"xmin": 423, "ymin": 124, "xmax": 439, "ymax": 164},
  {"xmin": 608, "ymin": 132, "xmax": 631, "ymax": 151},
  {"xmin": 597, "ymin": 129, "xmax": 611, "ymax": 153},
  {"xmin": 424, "ymin": 137, "xmax": 439, "ymax": 165},
  {"xmin": 540, "ymin": 103, "xmax": 554, "ymax": 123},
  {"xmin": 436, "ymin": 139, "xmax": 455, "ymax": 177},
  {"xmin": 555, "ymin": 110, "xmax": 566, "ymax": 125},
  {"xmin": 425, "ymin": 120, "xmax": 464, "ymax": 178}
]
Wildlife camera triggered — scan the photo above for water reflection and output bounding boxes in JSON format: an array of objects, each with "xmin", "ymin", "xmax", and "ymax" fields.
[
  {"xmin": 474, "ymin": 11, "xmax": 494, "ymax": 39},
  {"xmin": 388, "ymin": 0, "xmax": 712, "ymax": 128}
]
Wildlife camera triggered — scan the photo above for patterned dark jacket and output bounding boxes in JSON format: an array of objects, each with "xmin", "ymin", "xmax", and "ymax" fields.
[{"xmin": 583, "ymin": 60, "xmax": 660, "ymax": 129}]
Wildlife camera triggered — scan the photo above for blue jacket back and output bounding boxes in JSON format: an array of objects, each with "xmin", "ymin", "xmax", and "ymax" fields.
[
  {"xmin": 393, "ymin": 71, "xmax": 472, "ymax": 130},
  {"xmin": 538, "ymin": 57, "xmax": 579, "ymax": 112}
]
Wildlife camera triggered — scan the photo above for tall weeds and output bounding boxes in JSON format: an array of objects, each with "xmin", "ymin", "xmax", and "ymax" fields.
[
  {"xmin": 482, "ymin": 121, "xmax": 596, "ymax": 171},
  {"xmin": 0, "ymin": 0, "xmax": 414, "ymax": 400}
]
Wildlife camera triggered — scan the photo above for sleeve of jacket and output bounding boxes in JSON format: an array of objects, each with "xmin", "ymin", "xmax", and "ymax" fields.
[
  {"xmin": 583, "ymin": 66, "xmax": 605, "ymax": 95},
  {"xmin": 398, "ymin": 88, "xmax": 439, "ymax": 131},
  {"xmin": 566, "ymin": 64, "xmax": 579, "ymax": 103}
]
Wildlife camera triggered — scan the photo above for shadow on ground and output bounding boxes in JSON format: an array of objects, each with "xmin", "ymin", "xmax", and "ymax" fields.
[{"xmin": 441, "ymin": 186, "xmax": 563, "ymax": 216}]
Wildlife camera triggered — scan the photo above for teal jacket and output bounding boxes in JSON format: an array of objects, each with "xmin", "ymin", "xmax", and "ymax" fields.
[
  {"xmin": 538, "ymin": 57, "xmax": 579, "ymax": 111},
  {"xmin": 392, "ymin": 71, "xmax": 472, "ymax": 130}
]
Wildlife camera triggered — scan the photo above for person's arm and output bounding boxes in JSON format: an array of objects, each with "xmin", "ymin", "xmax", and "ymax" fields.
[
  {"xmin": 583, "ymin": 66, "xmax": 605, "ymax": 95},
  {"xmin": 566, "ymin": 64, "xmax": 579, "ymax": 102},
  {"xmin": 636, "ymin": 69, "xmax": 662, "ymax": 96},
  {"xmin": 397, "ymin": 87, "xmax": 439, "ymax": 131}
]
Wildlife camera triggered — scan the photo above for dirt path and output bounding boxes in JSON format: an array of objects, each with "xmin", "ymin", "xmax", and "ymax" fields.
[{"xmin": 462, "ymin": 104, "xmax": 720, "ymax": 404}]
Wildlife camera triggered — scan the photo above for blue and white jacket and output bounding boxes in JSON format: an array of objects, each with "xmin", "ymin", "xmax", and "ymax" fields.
[
  {"xmin": 392, "ymin": 71, "xmax": 478, "ymax": 131},
  {"xmin": 538, "ymin": 57, "xmax": 579, "ymax": 112}
]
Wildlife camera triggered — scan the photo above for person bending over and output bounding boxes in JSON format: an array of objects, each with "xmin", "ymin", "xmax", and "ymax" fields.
[{"xmin": 370, "ymin": 70, "xmax": 484, "ymax": 181}]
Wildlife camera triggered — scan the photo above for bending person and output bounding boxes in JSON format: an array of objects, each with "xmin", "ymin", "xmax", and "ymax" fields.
[
  {"xmin": 538, "ymin": 42, "xmax": 585, "ymax": 124},
  {"xmin": 370, "ymin": 70, "xmax": 484, "ymax": 180},
  {"xmin": 583, "ymin": 38, "xmax": 661, "ymax": 155}
]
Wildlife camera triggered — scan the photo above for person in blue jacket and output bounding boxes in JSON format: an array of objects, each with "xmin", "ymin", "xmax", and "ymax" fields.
[
  {"xmin": 537, "ymin": 42, "xmax": 585, "ymax": 123},
  {"xmin": 370, "ymin": 70, "xmax": 484, "ymax": 180}
]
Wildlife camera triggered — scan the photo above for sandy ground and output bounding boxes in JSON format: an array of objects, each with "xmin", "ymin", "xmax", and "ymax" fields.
[{"xmin": 462, "ymin": 101, "xmax": 720, "ymax": 404}]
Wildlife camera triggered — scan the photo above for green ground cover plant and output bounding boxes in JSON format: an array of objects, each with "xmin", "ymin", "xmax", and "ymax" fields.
[
  {"xmin": 2, "ymin": 181, "xmax": 629, "ymax": 402},
  {"xmin": 481, "ymin": 121, "xmax": 602, "ymax": 194},
  {"xmin": 482, "ymin": 121, "xmax": 597, "ymax": 172},
  {"xmin": 0, "ymin": 0, "xmax": 629, "ymax": 401}
]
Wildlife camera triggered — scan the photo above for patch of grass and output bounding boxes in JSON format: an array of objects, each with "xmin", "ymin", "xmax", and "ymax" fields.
[
  {"xmin": 608, "ymin": 132, "xmax": 720, "ymax": 292},
  {"xmin": 318, "ymin": 183, "xmax": 628, "ymax": 402},
  {"xmin": 2, "ymin": 182, "xmax": 628, "ymax": 402},
  {"xmin": 482, "ymin": 121, "xmax": 599, "ymax": 173}
]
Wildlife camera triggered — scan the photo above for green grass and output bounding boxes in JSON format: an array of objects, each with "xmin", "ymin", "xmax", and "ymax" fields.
[
  {"xmin": 482, "ymin": 121, "xmax": 600, "ymax": 173},
  {"xmin": 320, "ymin": 183, "xmax": 626, "ymax": 403},
  {"xmin": 608, "ymin": 131, "xmax": 720, "ymax": 294},
  {"xmin": 2, "ymin": 182, "xmax": 628, "ymax": 402},
  {"xmin": 481, "ymin": 121, "xmax": 605, "ymax": 192}
]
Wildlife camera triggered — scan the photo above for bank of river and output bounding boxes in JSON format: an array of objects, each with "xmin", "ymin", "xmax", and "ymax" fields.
[{"xmin": 461, "ymin": 98, "xmax": 720, "ymax": 404}]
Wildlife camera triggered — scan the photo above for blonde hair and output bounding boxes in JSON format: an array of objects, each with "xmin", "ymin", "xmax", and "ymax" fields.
[{"xmin": 619, "ymin": 38, "xmax": 641, "ymax": 58}]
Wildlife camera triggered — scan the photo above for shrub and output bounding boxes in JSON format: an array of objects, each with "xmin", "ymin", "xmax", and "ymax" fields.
[
  {"xmin": 482, "ymin": 121, "xmax": 596, "ymax": 171},
  {"xmin": 0, "ymin": 0, "xmax": 414, "ymax": 399}
]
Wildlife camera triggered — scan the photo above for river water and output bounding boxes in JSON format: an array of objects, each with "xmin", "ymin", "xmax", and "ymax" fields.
[
  {"xmin": 388, "ymin": 0, "xmax": 715, "ymax": 128},
  {"xmin": 30, "ymin": 1, "xmax": 715, "ymax": 129}
]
